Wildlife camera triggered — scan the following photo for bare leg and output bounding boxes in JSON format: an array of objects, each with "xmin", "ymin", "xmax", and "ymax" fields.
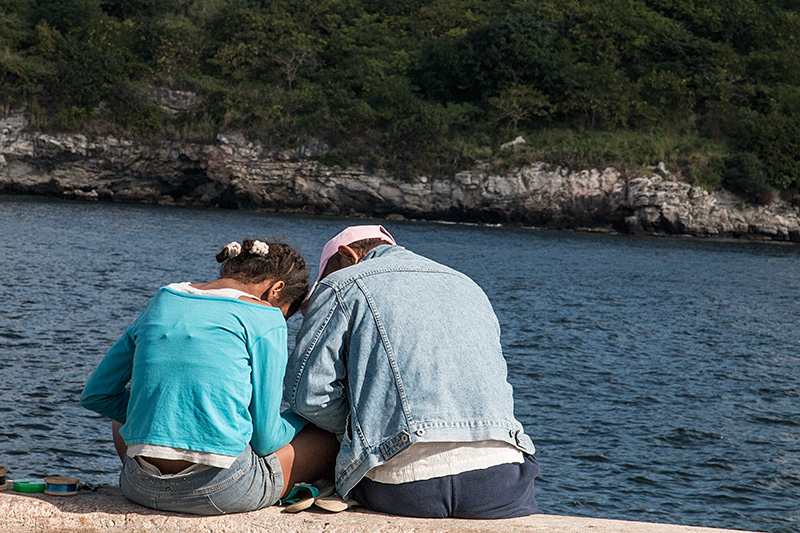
[
  {"xmin": 274, "ymin": 424, "xmax": 340, "ymax": 498},
  {"xmin": 112, "ymin": 420, "xmax": 127, "ymax": 463}
]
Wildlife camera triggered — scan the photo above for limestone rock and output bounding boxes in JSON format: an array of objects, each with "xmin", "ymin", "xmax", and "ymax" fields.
[
  {"xmin": 151, "ymin": 87, "xmax": 199, "ymax": 116},
  {"xmin": 1, "ymin": 113, "xmax": 799, "ymax": 242}
]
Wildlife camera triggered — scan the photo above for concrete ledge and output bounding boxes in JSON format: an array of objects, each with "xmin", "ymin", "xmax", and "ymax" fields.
[{"xmin": 0, "ymin": 486, "xmax": 756, "ymax": 533}]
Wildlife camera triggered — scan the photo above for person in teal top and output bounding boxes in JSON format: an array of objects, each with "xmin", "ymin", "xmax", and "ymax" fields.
[{"xmin": 81, "ymin": 238, "xmax": 339, "ymax": 515}]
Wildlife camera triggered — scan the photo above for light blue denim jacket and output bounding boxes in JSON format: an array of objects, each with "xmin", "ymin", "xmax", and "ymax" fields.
[{"xmin": 284, "ymin": 245, "xmax": 535, "ymax": 498}]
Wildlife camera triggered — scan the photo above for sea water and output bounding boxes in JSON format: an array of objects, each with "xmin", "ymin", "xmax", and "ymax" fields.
[{"xmin": 1, "ymin": 196, "xmax": 798, "ymax": 532}]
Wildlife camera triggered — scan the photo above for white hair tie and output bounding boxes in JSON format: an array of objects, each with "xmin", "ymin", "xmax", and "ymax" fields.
[
  {"xmin": 251, "ymin": 240, "xmax": 270, "ymax": 256},
  {"xmin": 224, "ymin": 241, "xmax": 242, "ymax": 259}
]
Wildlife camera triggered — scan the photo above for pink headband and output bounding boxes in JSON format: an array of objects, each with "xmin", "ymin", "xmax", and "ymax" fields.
[{"xmin": 301, "ymin": 225, "xmax": 396, "ymax": 315}]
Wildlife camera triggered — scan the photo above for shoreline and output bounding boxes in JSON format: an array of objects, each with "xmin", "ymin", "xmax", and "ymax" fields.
[
  {"xmin": 2, "ymin": 113, "xmax": 799, "ymax": 243},
  {"xmin": 5, "ymin": 192, "xmax": 797, "ymax": 248}
]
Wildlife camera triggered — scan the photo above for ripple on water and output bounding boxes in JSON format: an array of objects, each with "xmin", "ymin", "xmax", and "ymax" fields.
[{"xmin": 1, "ymin": 198, "xmax": 799, "ymax": 533}]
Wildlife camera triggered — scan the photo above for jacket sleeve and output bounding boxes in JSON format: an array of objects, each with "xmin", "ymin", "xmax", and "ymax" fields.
[
  {"xmin": 283, "ymin": 287, "xmax": 350, "ymax": 435},
  {"xmin": 80, "ymin": 326, "xmax": 135, "ymax": 424},
  {"xmin": 248, "ymin": 326, "xmax": 308, "ymax": 456}
]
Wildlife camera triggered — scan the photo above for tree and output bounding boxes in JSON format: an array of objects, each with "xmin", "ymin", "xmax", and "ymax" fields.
[
  {"xmin": 755, "ymin": 109, "xmax": 800, "ymax": 192},
  {"xmin": 637, "ymin": 69, "xmax": 695, "ymax": 122},
  {"xmin": 30, "ymin": 0, "xmax": 102, "ymax": 34},
  {"xmin": 47, "ymin": 17, "xmax": 136, "ymax": 111},
  {"xmin": 562, "ymin": 62, "xmax": 638, "ymax": 127},
  {"xmin": 488, "ymin": 84, "xmax": 552, "ymax": 129},
  {"xmin": 415, "ymin": 13, "xmax": 563, "ymax": 104},
  {"xmin": 271, "ymin": 35, "xmax": 319, "ymax": 90}
]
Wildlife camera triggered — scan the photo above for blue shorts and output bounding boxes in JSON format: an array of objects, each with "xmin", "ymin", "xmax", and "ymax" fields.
[
  {"xmin": 351, "ymin": 453, "xmax": 540, "ymax": 519},
  {"xmin": 119, "ymin": 445, "xmax": 283, "ymax": 515}
]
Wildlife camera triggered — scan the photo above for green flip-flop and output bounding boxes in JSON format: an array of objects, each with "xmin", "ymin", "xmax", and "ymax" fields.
[{"xmin": 280, "ymin": 483, "xmax": 318, "ymax": 505}]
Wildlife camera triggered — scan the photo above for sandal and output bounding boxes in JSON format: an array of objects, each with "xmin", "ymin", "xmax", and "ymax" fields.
[
  {"xmin": 313, "ymin": 495, "xmax": 361, "ymax": 513},
  {"xmin": 281, "ymin": 480, "xmax": 335, "ymax": 513}
]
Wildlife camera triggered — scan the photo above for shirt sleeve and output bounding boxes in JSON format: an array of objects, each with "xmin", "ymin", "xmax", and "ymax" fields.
[
  {"xmin": 283, "ymin": 286, "xmax": 350, "ymax": 435},
  {"xmin": 249, "ymin": 327, "xmax": 307, "ymax": 456},
  {"xmin": 80, "ymin": 326, "xmax": 135, "ymax": 424}
]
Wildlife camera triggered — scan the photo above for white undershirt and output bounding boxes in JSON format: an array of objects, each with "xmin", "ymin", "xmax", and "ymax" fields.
[
  {"xmin": 167, "ymin": 281, "xmax": 258, "ymax": 301},
  {"xmin": 365, "ymin": 441, "xmax": 524, "ymax": 484},
  {"xmin": 125, "ymin": 282, "xmax": 257, "ymax": 470}
]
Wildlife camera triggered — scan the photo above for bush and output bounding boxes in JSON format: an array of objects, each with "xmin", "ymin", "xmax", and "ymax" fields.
[
  {"xmin": 722, "ymin": 152, "xmax": 773, "ymax": 205},
  {"xmin": 414, "ymin": 13, "xmax": 563, "ymax": 104},
  {"xmin": 31, "ymin": 0, "xmax": 102, "ymax": 35},
  {"xmin": 315, "ymin": 152, "xmax": 351, "ymax": 169},
  {"xmin": 754, "ymin": 111, "xmax": 800, "ymax": 193}
]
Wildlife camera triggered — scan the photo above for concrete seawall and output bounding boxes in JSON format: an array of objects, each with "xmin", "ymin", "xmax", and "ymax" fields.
[{"xmin": 1, "ymin": 486, "xmax": 759, "ymax": 533}]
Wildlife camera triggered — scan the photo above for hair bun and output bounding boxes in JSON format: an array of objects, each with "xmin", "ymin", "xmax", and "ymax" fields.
[
  {"xmin": 216, "ymin": 241, "xmax": 242, "ymax": 263},
  {"xmin": 224, "ymin": 242, "xmax": 242, "ymax": 258},
  {"xmin": 250, "ymin": 240, "xmax": 270, "ymax": 256}
]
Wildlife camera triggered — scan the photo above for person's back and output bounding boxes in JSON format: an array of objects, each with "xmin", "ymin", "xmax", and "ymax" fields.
[
  {"xmin": 119, "ymin": 286, "xmax": 290, "ymax": 457},
  {"xmin": 286, "ymin": 226, "xmax": 539, "ymax": 518},
  {"xmin": 82, "ymin": 238, "xmax": 339, "ymax": 515},
  {"xmin": 305, "ymin": 245, "xmax": 523, "ymax": 441}
]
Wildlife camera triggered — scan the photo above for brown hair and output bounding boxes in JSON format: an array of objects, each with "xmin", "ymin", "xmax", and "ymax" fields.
[
  {"xmin": 320, "ymin": 238, "xmax": 392, "ymax": 280},
  {"xmin": 217, "ymin": 238, "xmax": 309, "ymax": 317},
  {"xmin": 347, "ymin": 238, "xmax": 391, "ymax": 253}
]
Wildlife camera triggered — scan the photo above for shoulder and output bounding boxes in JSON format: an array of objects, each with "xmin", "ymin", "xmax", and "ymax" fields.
[
  {"xmin": 152, "ymin": 286, "xmax": 285, "ymax": 323},
  {"xmin": 336, "ymin": 246, "xmax": 455, "ymax": 280},
  {"xmin": 315, "ymin": 247, "xmax": 474, "ymax": 306}
]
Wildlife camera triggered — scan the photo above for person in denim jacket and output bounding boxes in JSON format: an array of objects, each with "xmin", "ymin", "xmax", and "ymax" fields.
[{"xmin": 284, "ymin": 226, "xmax": 539, "ymax": 518}]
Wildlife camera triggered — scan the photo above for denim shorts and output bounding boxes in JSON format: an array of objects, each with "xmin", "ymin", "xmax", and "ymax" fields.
[
  {"xmin": 351, "ymin": 453, "xmax": 540, "ymax": 519},
  {"xmin": 119, "ymin": 445, "xmax": 283, "ymax": 515}
]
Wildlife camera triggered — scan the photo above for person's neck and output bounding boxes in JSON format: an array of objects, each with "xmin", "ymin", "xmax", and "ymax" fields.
[{"xmin": 191, "ymin": 278, "xmax": 262, "ymax": 299}]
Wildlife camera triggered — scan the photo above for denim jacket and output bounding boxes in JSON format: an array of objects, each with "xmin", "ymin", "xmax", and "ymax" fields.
[{"xmin": 284, "ymin": 245, "xmax": 535, "ymax": 498}]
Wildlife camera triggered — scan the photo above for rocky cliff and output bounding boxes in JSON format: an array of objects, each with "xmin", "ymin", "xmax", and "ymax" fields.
[{"xmin": 2, "ymin": 113, "xmax": 799, "ymax": 242}]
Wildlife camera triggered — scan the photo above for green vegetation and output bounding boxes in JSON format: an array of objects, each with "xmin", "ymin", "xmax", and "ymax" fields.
[{"xmin": 1, "ymin": 0, "xmax": 799, "ymax": 203}]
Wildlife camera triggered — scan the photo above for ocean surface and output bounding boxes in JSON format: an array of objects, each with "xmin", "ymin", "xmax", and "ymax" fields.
[{"xmin": 0, "ymin": 195, "xmax": 798, "ymax": 532}]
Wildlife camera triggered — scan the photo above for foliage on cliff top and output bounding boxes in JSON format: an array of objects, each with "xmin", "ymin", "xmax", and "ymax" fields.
[{"xmin": 1, "ymin": 0, "xmax": 799, "ymax": 204}]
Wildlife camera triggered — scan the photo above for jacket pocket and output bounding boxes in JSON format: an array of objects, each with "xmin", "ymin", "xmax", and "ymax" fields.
[{"xmin": 378, "ymin": 431, "xmax": 412, "ymax": 461}]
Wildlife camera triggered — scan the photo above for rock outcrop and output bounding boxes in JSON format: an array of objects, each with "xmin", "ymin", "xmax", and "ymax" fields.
[{"xmin": 2, "ymin": 113, "xmax": 799, "ymax": 242}]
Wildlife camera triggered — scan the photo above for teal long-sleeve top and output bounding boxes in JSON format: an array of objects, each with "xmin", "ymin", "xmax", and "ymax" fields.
[{"xmin": 81, "ymin": 286, "xmax": 306, "ymax": 458}]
